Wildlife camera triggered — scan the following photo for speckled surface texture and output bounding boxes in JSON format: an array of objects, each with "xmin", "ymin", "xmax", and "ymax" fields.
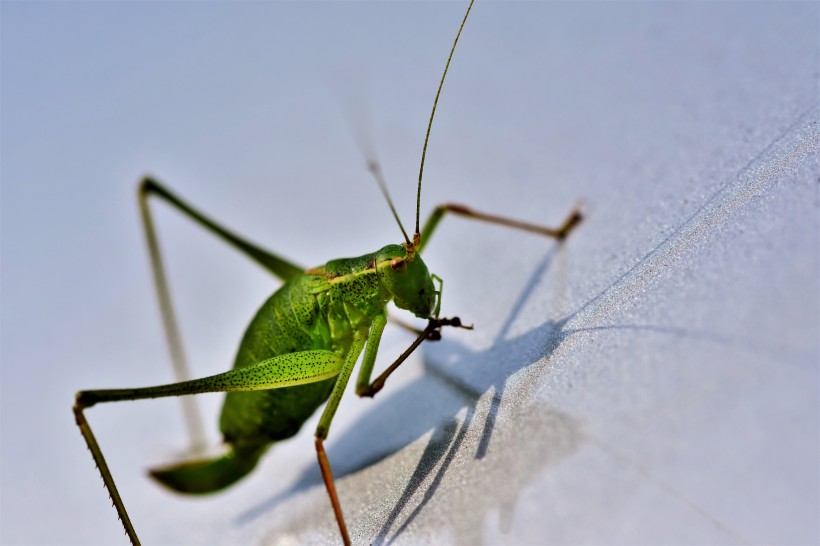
[{"xmin": 2, "ymin": 2, "xmax": 818, "ymax": 545}]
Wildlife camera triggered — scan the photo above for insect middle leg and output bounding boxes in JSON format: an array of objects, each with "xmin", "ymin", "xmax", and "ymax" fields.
[
  {"xmin": 417, "ymin": 201, "xmax": 583, "ymax": 253},
  {"xmin": 313, "ymin": 314, "xmax": 386, "ymax": 546}
]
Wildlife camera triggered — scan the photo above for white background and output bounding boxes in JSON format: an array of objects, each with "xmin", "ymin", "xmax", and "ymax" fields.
[{"xmin": 2, "ymin": 2, "xmax": 818, "ymax": 545}]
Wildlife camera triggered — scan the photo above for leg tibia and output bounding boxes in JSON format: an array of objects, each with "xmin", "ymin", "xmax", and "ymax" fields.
[
  {"xmin": 418, "ymin": 202, "xmax": 583, "ymax": 253},
  {"xmin": 315, "ymin": 437, "xmax": 351, "ymax": 546},
  {"xmin": 73, "ymin": 402, "xmax": 141, "ymax": 545}
]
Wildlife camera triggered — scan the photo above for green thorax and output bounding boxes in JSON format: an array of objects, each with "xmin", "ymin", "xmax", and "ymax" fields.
[
  {"xmin": 234, "ymin": 248, "xmax": 397, "ymax": 365},
  {"xmin": 219, "ymin": 244, "xmax": 433, "ymax": 448}
]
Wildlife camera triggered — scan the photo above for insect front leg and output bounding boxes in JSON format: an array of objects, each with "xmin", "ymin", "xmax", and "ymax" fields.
[
  {"xmin": 417, "ymin": 202, "xmax": 583, "ymax": 253},
  {"xmin": 354, "ymin": 314, "xmax": 387, "ymax": 396},
  {"xmin": 357, "ymin": 313, "xmax": 471, "ymax": 399}
]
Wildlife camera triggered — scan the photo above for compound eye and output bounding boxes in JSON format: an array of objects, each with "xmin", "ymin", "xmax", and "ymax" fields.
[{"xmin": 391, "ymin": 257, "xmax": 406, "ymax": 271}]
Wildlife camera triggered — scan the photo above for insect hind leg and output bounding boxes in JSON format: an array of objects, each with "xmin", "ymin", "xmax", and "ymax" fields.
[
  {"xmin": 73, "ymin": 400, "xmax": 140, "ymax": 544},
  {"xmin": 137, "ymin": 177, "xmax": 307, "ymax": 453}
]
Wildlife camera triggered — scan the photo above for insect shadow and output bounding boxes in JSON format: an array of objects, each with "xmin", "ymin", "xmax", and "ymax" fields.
[
  {"xmin": 238, "ymin": 243, "xmax": 587, "ymax": 543},
  {"xmin": 236, "ymin": 230, "xmax": 770, "ymax": 543}
]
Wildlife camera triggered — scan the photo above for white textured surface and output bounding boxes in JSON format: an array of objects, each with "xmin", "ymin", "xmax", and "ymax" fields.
[{"xmin": 2, "ymin": 2, "xmax": 818, "ymax": 545}]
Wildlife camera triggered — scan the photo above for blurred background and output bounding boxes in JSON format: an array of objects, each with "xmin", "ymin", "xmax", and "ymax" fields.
[{"xmin": 2, "ymin": 1, "xmax": 818, "ymax": 544}]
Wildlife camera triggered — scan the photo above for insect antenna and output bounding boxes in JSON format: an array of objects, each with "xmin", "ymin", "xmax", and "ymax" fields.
[
  {"xmin": 367, "ymin": 160, "xmax": 411, "ymax": 246},
  {"xmin": 415, "ymin": 0, "xmax": 475, "ymax": 241},
  {"xmin": 341, "ymin": 94, "xmax": 412, "ymax": 247}
]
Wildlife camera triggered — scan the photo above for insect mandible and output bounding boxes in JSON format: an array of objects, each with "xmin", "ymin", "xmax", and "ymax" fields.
[{"xmin": 73, "ymin": 1, "xmax": 583, "ymax": 544}]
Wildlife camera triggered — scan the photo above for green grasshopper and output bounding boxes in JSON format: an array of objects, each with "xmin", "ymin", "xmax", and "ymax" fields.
[{"xmin": 73, "ymin": 1, "xmax": 582, "ymax": 544}]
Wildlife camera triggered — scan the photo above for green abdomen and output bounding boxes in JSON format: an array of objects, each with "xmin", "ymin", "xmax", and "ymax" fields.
[{"xmin": 218, "ymin": 275, "xmax": 339, "ymax": 449}]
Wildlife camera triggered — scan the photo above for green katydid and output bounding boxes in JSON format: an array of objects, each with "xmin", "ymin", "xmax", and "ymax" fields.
[{"xmin": 73, "ymin": 1, "xmax": 582, "ymax": 544}]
